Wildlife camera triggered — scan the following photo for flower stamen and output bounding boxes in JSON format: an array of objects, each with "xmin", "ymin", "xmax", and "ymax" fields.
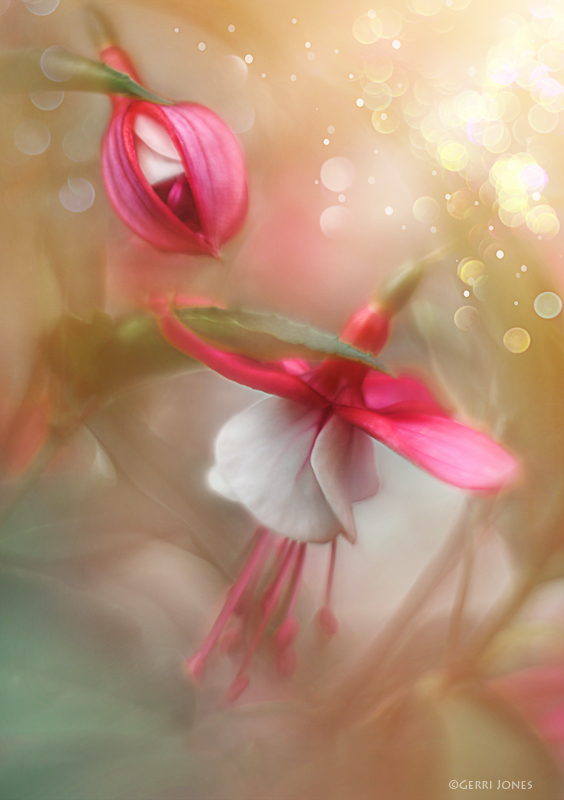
[
  {"xmin": 226, "ymin": 541, "xmax": 298, "ymax": 701},
  {"xmin": 316, "ymin": 538, "xmax": 339, "ymax": 637},
  {"xmin": 185, "ymin": 527, "xmax": 270, "ymax": 681}
]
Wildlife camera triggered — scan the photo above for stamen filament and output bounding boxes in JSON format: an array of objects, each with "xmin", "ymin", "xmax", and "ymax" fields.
[
  {"xmin": 317, "ymin": 538, "xmax": 339, "ymax": 637},
  {"xmin": 228, "ymin": 541, "xmax": 298, "ymax": 696},
  {"xmin": 274, "ymin": 542, "xmax": 307, "ymax": 655},
  {"xmin": 185, "ymin": 528, "xmax": 270, "ymax": 679},
  {"xmin": 288, "ymin": 542, "xmax": 307, "ymax": 618}
]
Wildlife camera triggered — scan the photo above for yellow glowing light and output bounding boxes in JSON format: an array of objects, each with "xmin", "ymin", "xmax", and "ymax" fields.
[
  {"xmin": 372, "ymin": 107, "xmax": 401, "ymax": 134},
  {"xmin": 488, "ymin": 45, "xmax": 520, "ymax": 87},
  {"xmin": 388, "ymin": 68, "xmax": 409, "ymax": 98},
  {"xmin": 503, "ymin": 327, "xmax": 531, "ymax": 353},
  {"xmin": 526, "ymin": 204, "xmax": 560, "ymax": 237},
  {"xmin": 412, "ymin": 0, "xmax": 444, "ymax": 17},
  {"xmin": 496, "ymin": 91, "xmax": 521, "ymax": 121},
  {"xmin": 457, "ymin": 258, "xmax": 485, "ymax": 285},
  {"xmin": 528, "ymin": 103, "xmax": 559, "ymax": 133},
  {"xmin": 364, "ymin": 56, "xmax": 393, "ymax": 83},
  {"xmin": 498, "ymin": 208, "xmax": 525, "ymax": 228},
  {"xmin": 438, "ymin": 141, "xmax": 469, "ymax": 171},
  {"xmin": 534, "ymin": 291, "xmax": 562, "ymax": 319},
  {"xmin": 517, "ymin": 56, "xmax": 541, "ymax": 90},
  {"xmin": 453, "ymin": 91, "xmax": 487, "ymax": 122},
  {"xmin": 370, "ymin": 7, "xmax": 403, "ymax": 39},
  {"xmin": 454, "ymin": 306, "xmax": 480, "ymax": 330},
  {"xmin": 402, "ymin": 98, "xmax": 427, "ymax": 129},
  {"xmin": 498, "ymin": 189, "xmax": 528, "ymax": 213},
  {"xmin": 533, "ymin": 75, "xmax": 564, "ymax": 112},
  {"xmin": 421, "ymin": 113, "xmax": 446, "ymax": 143},
  {"xmin": 413, "ymin": 196, "xmax": 440, "ymax": 223},
  {"xmin": 353, "ymin": 14, "xmax": 379, "ymax": 44},
  {"xmin": 538, "ymin": 41, "xmax": 564, "ymax": 72},
  {"xmin": 447, "ymin": 190, "xmax": 477, "ymax": 221},
  {"xmin": 482, "ymin": 121, "xmax": 508, "ymax": 149},
  {"xmin": 472, "ymin": 275, "xmax": 490, "ymax": 301},
  {"xmin": 363, "ymin": 83, "xmax": 393, "ymax": 111}
]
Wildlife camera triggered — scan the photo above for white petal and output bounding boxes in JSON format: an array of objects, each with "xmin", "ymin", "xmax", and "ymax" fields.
[
  {"xmin": 134, "ymin": 114, "xmax": 181, "ymax": 160},
  {"xmin": 207, "ymin": 464, "xmax": 238, "ymax": 501},
  {"xmin": 215, "ymin": 398, "xmax": 341, "ymax": 542},
  {"xmin": 349, "ymin": 429, "xmax": 380, "ymax": 503},
  {"xmin": 310, "ymin": 418, "xmax": 379, "ymax": 543}
]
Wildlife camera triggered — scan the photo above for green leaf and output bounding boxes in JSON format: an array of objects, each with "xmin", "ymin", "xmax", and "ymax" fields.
[
  {"xmin": 47, "ymin": 312, "xmax": 200, "ymax": 401},
  {"xmin": 175, "ymin": 306, "xmax": 391, "ymax": 372},
  {"xmin": 0, "ymin": 48, "xmax": 171, "ymax": 103}
]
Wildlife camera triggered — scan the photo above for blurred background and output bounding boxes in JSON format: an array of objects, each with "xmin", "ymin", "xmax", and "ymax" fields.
[{"xmin": 1, "ymin": 0, "xmax": 564, "ymax": 798}]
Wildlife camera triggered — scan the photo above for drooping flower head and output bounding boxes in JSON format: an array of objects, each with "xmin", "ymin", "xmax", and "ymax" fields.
[
  {"xmin": 155, "ymin": 277, "xmax": 520, "ymax": 699},
  {"xmin": 101, "ymin": 46, "xmax": 248, "ymax": 256}
]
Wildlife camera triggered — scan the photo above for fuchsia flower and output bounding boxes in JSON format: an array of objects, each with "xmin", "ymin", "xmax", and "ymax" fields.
[
  {"xmin": 101, "ymin": 47, "xmax": 248, "ymax": 256},
  {"xmin": 157, "ymin": 300, "xmax": 519, "ymax": 700}
]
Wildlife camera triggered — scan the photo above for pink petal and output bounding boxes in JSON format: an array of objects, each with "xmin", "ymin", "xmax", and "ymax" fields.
[
  {"xmin": 340, "ymin": 303, "xmax": 390, "ymax": 355},
  {"xmin": 539, "ymin": 708, "xmax": 564, "ymax": 743},
  {"xmin": 362, "ymin": 372, "xmax": 447, "ymax": 415},
  {"xmin": 101, "ymin": 45, "xmax": 142, "ymax": 86},
  {"xmin": 101, "ymin": 101, "xmax": 248, "ymax": 256},
  {"xmin": 215, "ymin": 399, "xmax": 342, "ymax": 542},
  {"xmin": 158, "ymin": 309, "xmax": 328, "ymax": 407},
  {"xmin": 310, "ymin": 417, "xmax": 379, "ymax": 542},
  {"xmin": 336, "ymin": 406, "xmax": 520, "ymax": 492}
]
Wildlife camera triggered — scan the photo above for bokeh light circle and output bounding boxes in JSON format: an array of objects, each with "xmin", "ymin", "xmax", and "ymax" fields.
[
  {"xmin": 503, "ymin": 327, "xmax": 531, "ymax": 353},
  {"xmin": 454, "ymin": 306, "xmax": 480, "ymax": 330},
  {"xmin": 30, "ymin": 91, "xmax": 64, "ymax": 110},
  {"xmin": 319, "ymin": 205, "xmax": 354, "ymax": 238},
  {"xmin": 14, "ymin": 120, "xmax": 50, "ymax": 155},
  {"xmin": 371, "ymin": 107, "xmax": 401, "ymax": 134},
  {"xmin": 25, "ymin": 0, "xmax": 59, "ymax": 15},
  {"xmin": 413, "ymin": 196, "xmax": 439, "ymax": 223},
  {"xmin": 528, "ymin": 103, "xmax": 559, "ymax": 133},
  {"xmin": 40, "ymin": 46, "xmax": 78, "ymax": 82},
  {"xmin": 457, "ymin": 258, "xmax": 485, "ymax": 285},
  {"xmin": 413, "ymin": 0, "xmax": 444, "ymax": 16},
  {"xmin": 59, "ymin": 178, "xmax": 95, "ymax": 212},
  {"xmin": 320, "ymin": 157, "xmax": 355, "ymax": 192},
  {"xmin": 534, "ymin": 291, "xmax": 562, "ymax": 318}
]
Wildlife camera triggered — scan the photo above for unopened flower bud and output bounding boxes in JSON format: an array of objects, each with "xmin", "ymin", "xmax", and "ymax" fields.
[
  {"xmin": 341, "ymin": 260, "xmax": 426, "ymax": 355},
  {"xmin": 375, "ymin": 260, "xmax": 424, "ymax": 315},
  {"xmin": 340, "ymin": 303, "xmax": 391, "ymax": 356},
  {"xmin": 100, "ymin": 46, "xmax": 248, "ymax": 256}
]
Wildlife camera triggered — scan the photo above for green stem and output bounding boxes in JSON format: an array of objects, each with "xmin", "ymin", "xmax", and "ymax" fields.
[
  {"xmin": 449, "ymin": 550, "xmax": 550, "ymax": 680},
  {"xmin": 444, "ymin": 526, "xmax": 477, "ymax": 666}
]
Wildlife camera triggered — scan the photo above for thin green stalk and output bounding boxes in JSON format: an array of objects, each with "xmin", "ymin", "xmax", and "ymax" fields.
[
  {"xmin": 448, "ymin": 548, "xmax": 550, "ymax": 681},
  {"xmin": 444, "ymin": 526, "xmax": 477, "ymax": 666},
  {"xmin": 319, "ymin": 500, "xmax": 478, "ymax": 722}
]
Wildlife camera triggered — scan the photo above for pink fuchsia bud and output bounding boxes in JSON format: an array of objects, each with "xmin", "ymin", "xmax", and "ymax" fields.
[
  {"xmin": 340, "ymin": 261, "xmax": 424, "ymax": 356},
  {"xmin": 100, "ymin": 46, "xmax": 248, "ymax": 257},
  {"xmin": 340, "ymin": 303, "xmax": 391, "ymax": 356}
]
